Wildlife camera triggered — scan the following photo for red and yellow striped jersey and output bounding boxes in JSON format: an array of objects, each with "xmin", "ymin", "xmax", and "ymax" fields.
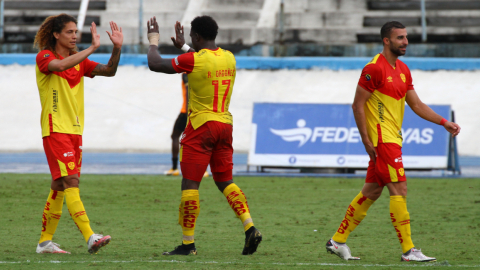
[
  {"xmin": 172, "ymin": 48, "xmax": 236, "ymax": 129},
  {"xmin": 358, "ymin": 53, "xmax": 414, "ymax": 147},
  {"xmin": 36, "ymin": 50, "xmax": 98, "ymax": 137}
]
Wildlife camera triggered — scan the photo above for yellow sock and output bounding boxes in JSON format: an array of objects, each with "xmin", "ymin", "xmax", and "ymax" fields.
[
  {"xmin": 179, "ymin": 189, "xmax": 200, "ymax": 245},
  {"xmin": 390, "ymin": 195, "xmax": 414, "ymax": 253},
  {"xmin": 223, "ymin": 183, "xmax": 254, "ymax": 232},
  {"xmin": 39, "ymin": 189, "xmax": 65, "ymax": 243},
  {"xmin": 64, "ymin": 188, "xmax": 94, "ymax": 242},
  {"xmin": 332, "ymin": 192, "xmax": 375, "ymax": 243}
]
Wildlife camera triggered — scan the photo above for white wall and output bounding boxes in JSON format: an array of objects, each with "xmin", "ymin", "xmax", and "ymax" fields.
[{"xmin": 0, "ymin": 65, "xmax": 477, "ymax": 155}]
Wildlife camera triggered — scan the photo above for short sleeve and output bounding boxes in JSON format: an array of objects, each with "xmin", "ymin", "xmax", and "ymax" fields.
[
  {"xmin": 358, "ymin": 64, "xmax": 383, "ymax": 93},
  {"xmin": 172, "ymin": 53, "xmax": 194, "ymax": 73},
  {"xmin": 83, "ymin": 58, "xmax": 99, "ymax": 78},
  {"xmin": 36, "ymin": 50, "xmax": 57, "ymax": 75}
]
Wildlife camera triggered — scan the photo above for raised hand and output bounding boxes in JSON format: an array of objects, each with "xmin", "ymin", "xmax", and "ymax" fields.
[
  {"xmin": 171, "ymin": 21, "xmax": 185, "ymax": 49},
  {"xmin": 147, "ymin": 16, "xmax": 159, "ymax": 34},
  {"xmin": 90, "ymin": 22, "xmax": 100, "ymax": 49},
  {"xmin": 106, "ymin": 21, "xmax": 123, "ymax": 48}
]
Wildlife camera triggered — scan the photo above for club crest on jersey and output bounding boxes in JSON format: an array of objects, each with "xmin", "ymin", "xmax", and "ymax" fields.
[
  {"xmin": 74, "ymin": 64, "xmax": 80, "ymax": 71},
  {"xmin": 398, "ymin": 168, "xmax": 405, "ymax": 176},
  {"xmin": 387, "ymin": 76, "xmax": 393, "ymax": 83},
  {"xmin": 365, "ymin": 74, "xmax": 371, "ymax": 81},
  {"xmin": 44, "ymin": 53, "xmax": 50, "ymax": 58},
  {"xmin": 400, "ymin": 73, "xmax": 406, "ymax": 83},
  {"xmin": 68, "ymin": 162, "xmax": 75, "ymax": 170}
]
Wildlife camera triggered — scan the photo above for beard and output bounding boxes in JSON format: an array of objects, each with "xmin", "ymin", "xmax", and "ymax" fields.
[{"xmin": 389, "ymin": 44, "xmax": 406, "ymax": 56}]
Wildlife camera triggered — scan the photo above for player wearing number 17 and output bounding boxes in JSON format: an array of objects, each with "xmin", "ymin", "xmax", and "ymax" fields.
[{"xmin": 146, "ymin": 16, "xmax": 262, "ymax": 255}]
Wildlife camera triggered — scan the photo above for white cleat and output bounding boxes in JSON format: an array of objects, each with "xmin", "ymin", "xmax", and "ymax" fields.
[
  {"xmin": 401, "ymin": 247, "xmax": 436, "ymax": 262},
  {"xmin": 36, "ymin": 241, "xmax": 70, "ymax": 254},
  {"xmin": 87, "ymin": 234, "xmax": 111, "ymax": 254},
  {"xmin": 326, "ymin": 239, "xmax": 360, "ymax": 261}
]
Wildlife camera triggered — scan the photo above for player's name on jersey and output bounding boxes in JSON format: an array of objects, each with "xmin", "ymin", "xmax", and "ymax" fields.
[{"xmin": 207, "ymin": 68, "xmax": 236, "ymax": 78}]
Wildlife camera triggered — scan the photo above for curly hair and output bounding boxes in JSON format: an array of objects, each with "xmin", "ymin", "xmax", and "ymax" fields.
[
  {"xmin": 34, "ymin": 13, "xmax": 77, "ymax": 56},
  {"xmin": 191, "ymin": 16, "xmax": 218, "ymax": 41}
]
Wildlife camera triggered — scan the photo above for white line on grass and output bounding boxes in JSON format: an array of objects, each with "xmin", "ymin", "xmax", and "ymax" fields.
[{"xmin": 0, "ymin": 260, "xmax": 479, "ymax": 268}]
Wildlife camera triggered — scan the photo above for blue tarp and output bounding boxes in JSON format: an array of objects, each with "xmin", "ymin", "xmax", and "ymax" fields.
[{"xmin": 1, "ymin": 53, "xmax": 480, "ymax": 70}]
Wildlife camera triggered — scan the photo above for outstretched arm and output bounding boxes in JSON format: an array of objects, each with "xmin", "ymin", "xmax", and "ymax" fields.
[
  {"xmin": 406, "ymin": 89, "xmax": 461, "ymax": 137},
  {"xmin": 147, "ymin": 16, "xmax": 176, "ymax": 74},
  {"xmin": 352, "ymin": 85, "xmax": 376, "ymax": 163},
  {"xmin": 47, "ymin": 22, "xmax": 100, "ymax": 72},
  {"xmin": 91, "ymin": 21, "xmax": 123, "ymax": 77}
]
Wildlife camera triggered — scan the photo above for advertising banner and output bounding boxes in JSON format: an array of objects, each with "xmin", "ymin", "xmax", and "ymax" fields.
[{"xmin": 248, "ymin": 103, "xmax": 451, "ymax": 169}]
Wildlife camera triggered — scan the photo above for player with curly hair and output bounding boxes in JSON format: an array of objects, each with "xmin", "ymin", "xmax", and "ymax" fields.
[{"xmin": 34, "ymin": 13, "xmax": 123, "ymax": 254}]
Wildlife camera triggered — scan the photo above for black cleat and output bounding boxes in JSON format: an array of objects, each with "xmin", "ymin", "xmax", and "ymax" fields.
[
  {"xmin": 162, "ymin": 243, "xmax": 197, "ymax": 255},
  {"xmin": 242, "ymin": 226, "xmax": 262, "ymax": 255}
]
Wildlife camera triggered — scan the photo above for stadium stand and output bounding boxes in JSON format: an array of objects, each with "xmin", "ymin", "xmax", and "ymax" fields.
[{"xmin": 2, "ymin": 0, "xmax": 480, "ymax": 45}]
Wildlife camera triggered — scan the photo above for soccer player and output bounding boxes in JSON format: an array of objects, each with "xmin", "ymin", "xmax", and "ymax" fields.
[
  {"xmin": 325, "ymin": 21, "xmax": 461, "ymax": 262},
  {"xmin": 34, "ymin": 13, "xmax": 123, "ymax": 254},
  {"xmin": 147, "ymin": 16, "xmax": 262, "ymax": 255}
]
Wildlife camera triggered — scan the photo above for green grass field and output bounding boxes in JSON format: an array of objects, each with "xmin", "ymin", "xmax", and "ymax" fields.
[{"xmin": 1, "ymin": 173, "xmax": 479, "ymax": 269}]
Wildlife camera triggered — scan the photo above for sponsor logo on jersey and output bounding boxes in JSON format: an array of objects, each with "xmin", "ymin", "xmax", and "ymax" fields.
[
  {"xmin": 365, "ymin": 74, "xmax": 371, "ymax": 81},
  {"xmin": 387, "ymin": 76, "xmax": 393, "ymax": 83},
  {"xmin": 63, "ymin": 152, "xmax": 74, "ymax": 157},
  {"xmin": 400, "ymin": 73, "xmax": 406, "ymax": 83},
  {"xmin": 174, "ymin": 57, "xmax": 179, "ymax": 66}
]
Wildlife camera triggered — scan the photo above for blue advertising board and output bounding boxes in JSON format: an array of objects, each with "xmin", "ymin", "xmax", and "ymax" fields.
[{"xmin": 248, "ymin": 103, "xmax": 451, "ymax": 169}]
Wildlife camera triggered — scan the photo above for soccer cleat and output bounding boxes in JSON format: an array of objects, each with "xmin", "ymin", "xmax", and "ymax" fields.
[
  {"xmin": 165, "ymin": 169, "xmax": 180, "ymax": 176},
  {"xmin": 326, "ymin": 239, "xmax": 360, "ymax": 261},
  {"xmin": 401, "ymin": 248, "xmax": 436, "ymax": 262},
  {"xmin": 87, "ymin": 234, "xmax": 111, "ymax": 254},
  {"xmin": 36, "ymin": 241, "xmax": 71, "ymax": 254},
  {"xmin": 162, "ymin": 244, "xmax": 197, "ymax": 255},
  {"xmin": 242, "ymin": 226, "xmax": 262, "ymax": 255}
]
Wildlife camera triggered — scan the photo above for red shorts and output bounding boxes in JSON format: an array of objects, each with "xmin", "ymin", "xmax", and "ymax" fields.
[
  {"xmin": 180, "ymin": 120, "xmax": 233, "ymax": 182},
  {"xmin": 43, "ymin": 132, "xmax": 83, "ymax": 180},
  {"xmin": 365, "ymin": 143, "xmax": 406, "ymax": 187}
]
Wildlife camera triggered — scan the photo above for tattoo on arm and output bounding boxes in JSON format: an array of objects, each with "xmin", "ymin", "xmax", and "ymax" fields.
[{"xmin": 91, "ymin": 46, "xmax": 122, "ymax": 77}]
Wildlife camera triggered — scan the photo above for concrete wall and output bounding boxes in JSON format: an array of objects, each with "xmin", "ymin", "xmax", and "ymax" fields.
[{"xmin": 0, "ymin": 64, "xmax": 477, "ymax": 156}]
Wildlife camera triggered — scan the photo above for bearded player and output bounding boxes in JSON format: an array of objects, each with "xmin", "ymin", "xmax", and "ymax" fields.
[
  {"xmin": 147, "ymin": 15, "xmax": 262, "ymax": 255},
  {"xmin": 34, "ymin": 13, "xmax": 123, "ymax": 254},
  {"xmin": 325, "ymin": 21, "xmax": 461, "ymax": 262}
]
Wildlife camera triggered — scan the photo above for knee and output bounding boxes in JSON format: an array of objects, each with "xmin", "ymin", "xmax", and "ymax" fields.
[
  {"xmin": 364, "ymin": 188, "xmax": 382, "ymax": 201},
  {"xmin": 62, "ymin": 174, "xmax": 80, "ymax": 189},
  {"xmin": 215, "ymin": 180, "xmax": 233, "ymax": 193}
]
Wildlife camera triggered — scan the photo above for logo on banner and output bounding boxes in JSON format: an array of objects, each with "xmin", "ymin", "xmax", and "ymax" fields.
[
  {"xmin": 289, "ymin": 156, "xmax": 297, "ymax": 164},
  {"xmin": 270, "ymin": 119, "xmax": 312, "ymax": 147},
  {"xmin": 337, "ymin": 156, "xmax": 346, "ymax": 165},
  {"xmin": 270, "ymin": 120, "xmax": 362, "ymax": 147}
]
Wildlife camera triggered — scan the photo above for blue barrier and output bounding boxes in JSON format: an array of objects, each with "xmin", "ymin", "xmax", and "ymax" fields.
[
  {"xmin": 1, "ymin": 53, "xmax": 480, "ymax": 70},
  {"xmin": 248, "ymin": 103, "xmax": 450, "ymax": 169}
]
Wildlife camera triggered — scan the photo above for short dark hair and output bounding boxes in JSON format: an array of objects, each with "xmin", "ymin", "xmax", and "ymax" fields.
[
  {"xmin": 191, "ymin": 16, "xmax": 218, "ymax": 41},
  {"xmin": 380, "ymin": 21, "xmax": 405, "ymax": 41}
]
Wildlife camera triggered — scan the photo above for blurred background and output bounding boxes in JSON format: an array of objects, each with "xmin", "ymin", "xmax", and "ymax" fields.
[{"xmin": 0, "ymin": 0, "xmax": 479, "ymax": 176}]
